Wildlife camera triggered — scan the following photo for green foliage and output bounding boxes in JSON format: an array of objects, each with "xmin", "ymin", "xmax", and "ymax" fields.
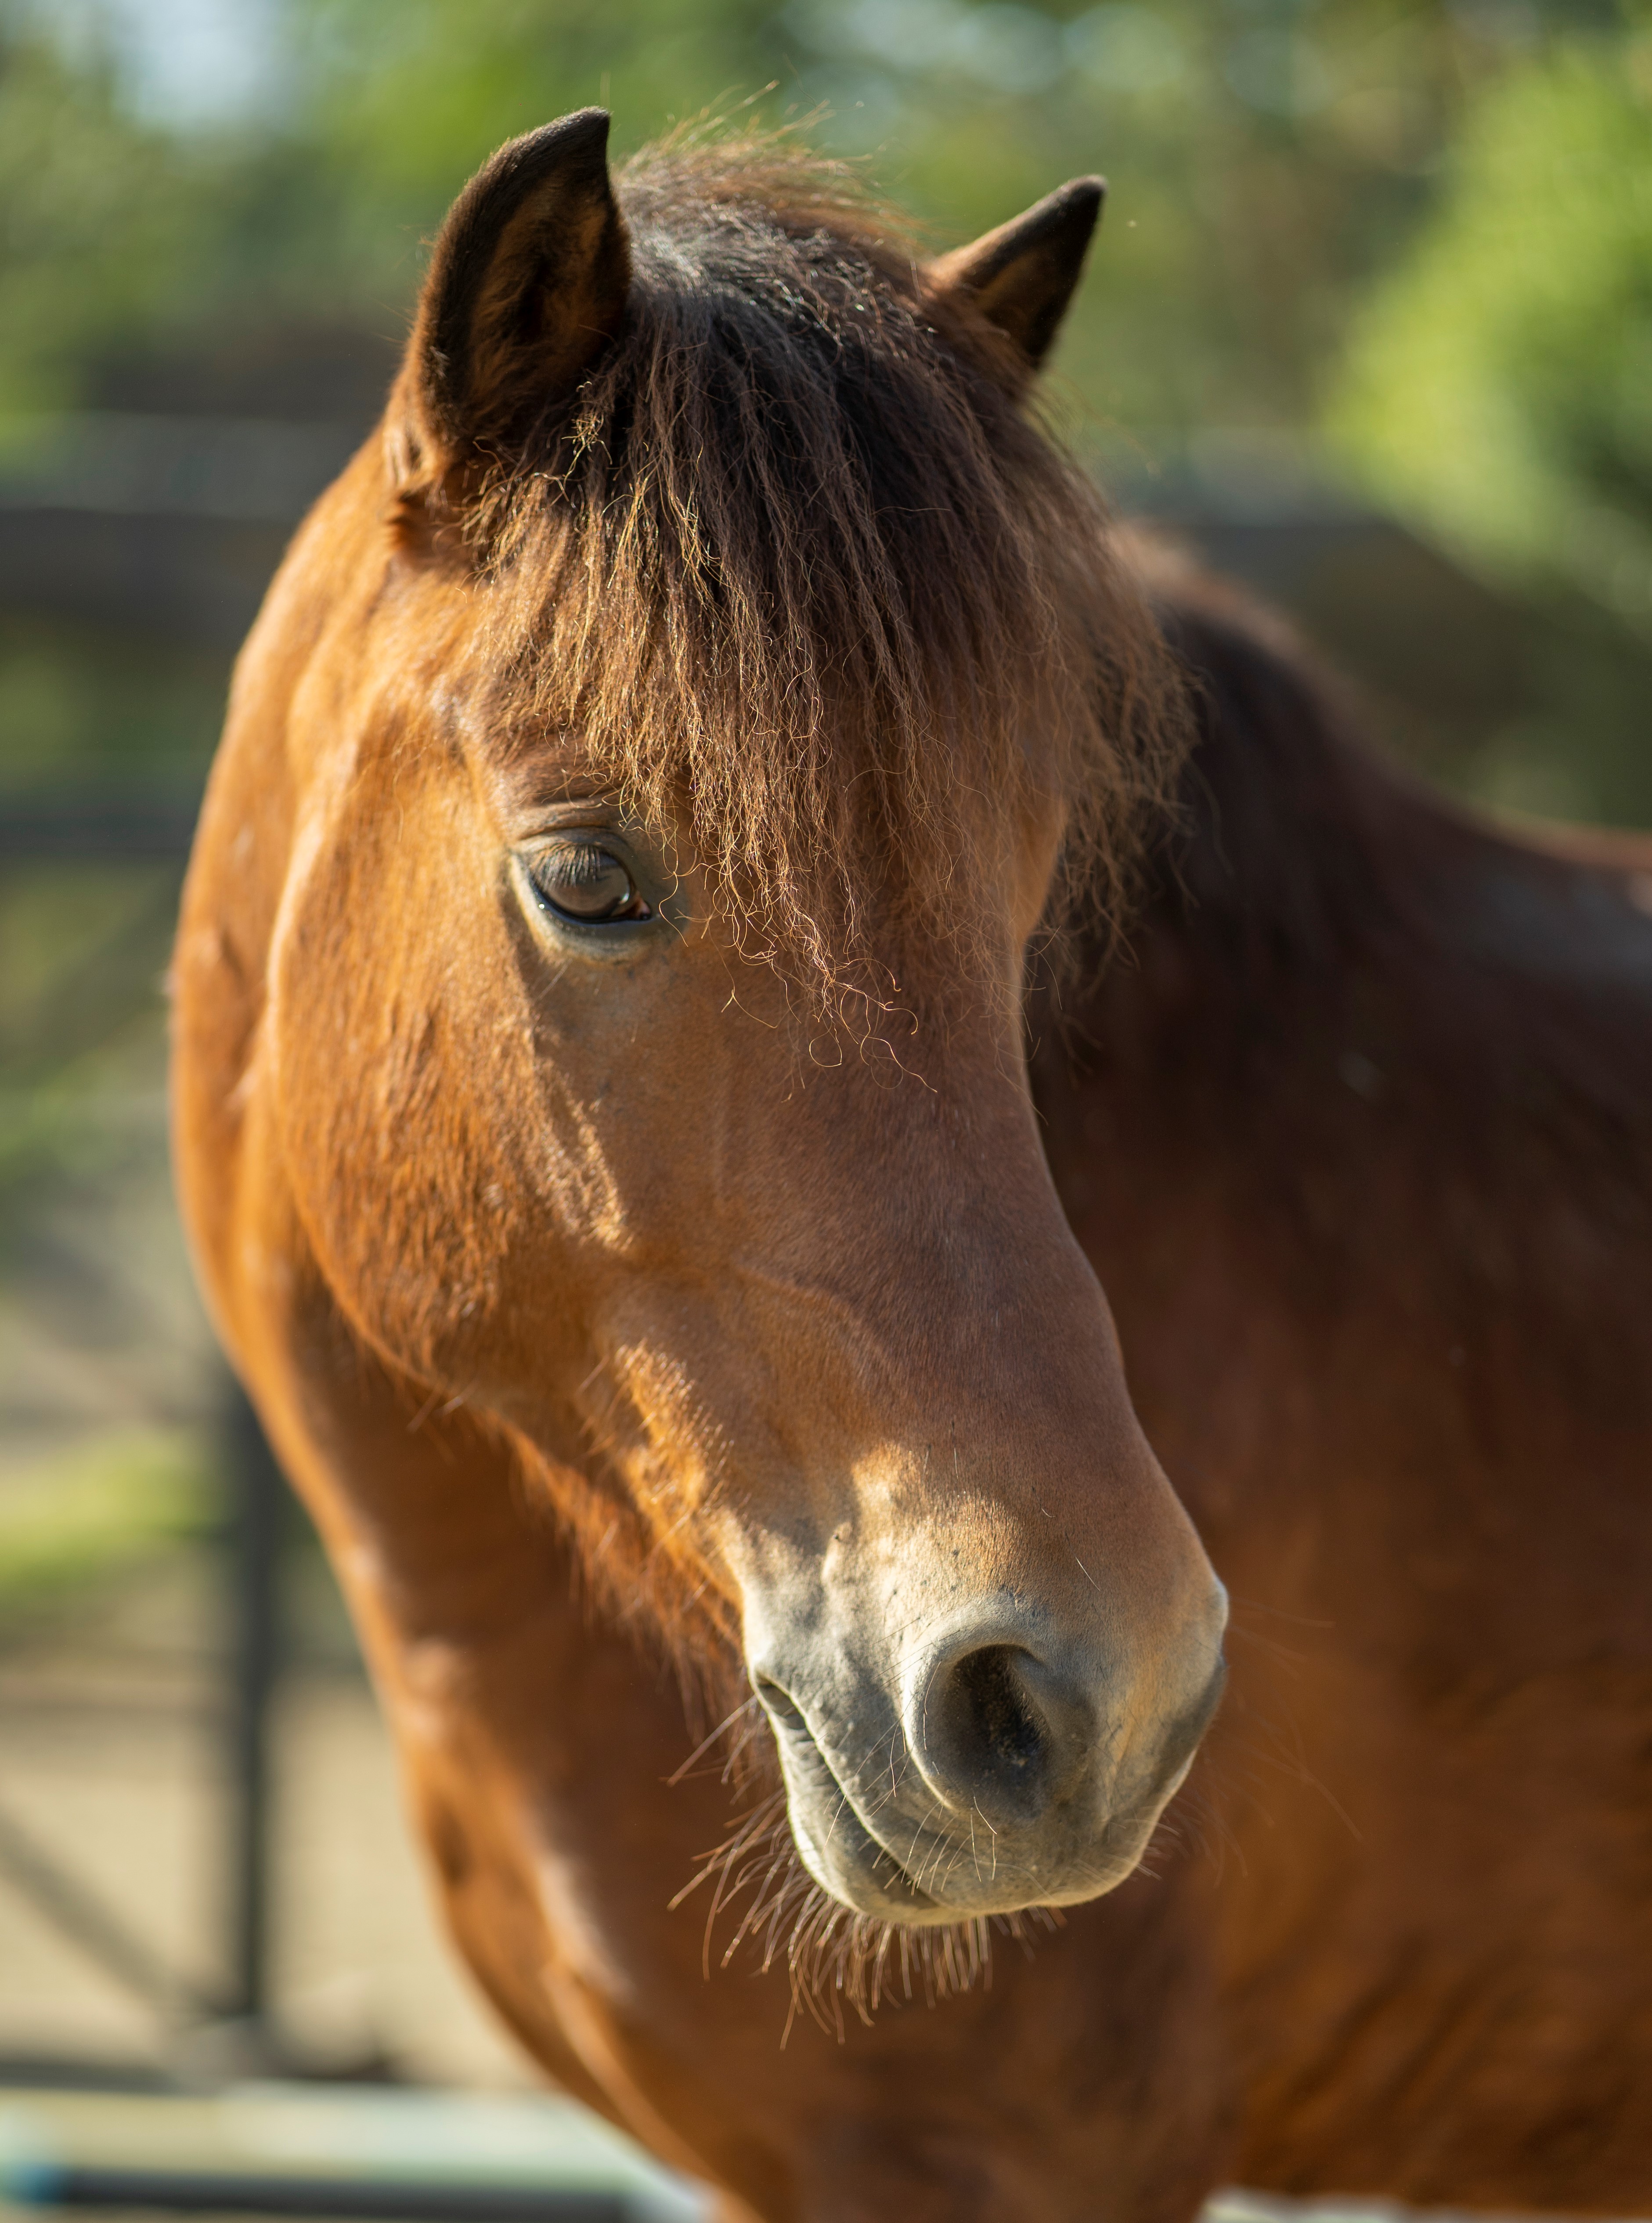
[
  {"xmin": 285, "ymin": 0, "xmax": 1597, "ymax": 433},
  {"xmin": 0, "ymin": 1425, "xmax": 212, "ymax": 1627},
  {"xmin": 0, "ymin": 24, "xmax": 209, "ymax": 411},
  {"xmin": 0, "ymin": 616, "xmax": 224, "ymax": 790},
  {"xmin": 1332, "ymin": 25, "xmax": 1652, "ymax": 635},
  {"xmin": 0, "ymin": 0, "xmax": 1620, "ymax": 430}
]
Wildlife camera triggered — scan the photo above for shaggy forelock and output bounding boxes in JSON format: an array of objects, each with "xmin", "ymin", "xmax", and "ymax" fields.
[{"xmin": 470, "ymin": 129, "xmax": 1189, "ymax": 1004}]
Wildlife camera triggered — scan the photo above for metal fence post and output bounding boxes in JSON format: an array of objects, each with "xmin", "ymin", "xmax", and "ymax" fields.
[{"xmin": 224, "ymin": 1381, "xmax": 284, "ymax": 2032}]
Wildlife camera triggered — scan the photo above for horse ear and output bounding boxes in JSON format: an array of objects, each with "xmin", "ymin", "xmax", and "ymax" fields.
[
  {"xmin": 390, "ymin": 108, "xmax": 631, "ymax": 499},
  {"xmin": 924, "ymin": 178, "xmax": 1104, "ymax": 375}
]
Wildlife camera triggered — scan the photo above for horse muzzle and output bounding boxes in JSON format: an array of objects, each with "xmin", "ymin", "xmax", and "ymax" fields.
[{"xmin": 749, "ymin": 1589, "xmax": 1229, "ymax": 1926}]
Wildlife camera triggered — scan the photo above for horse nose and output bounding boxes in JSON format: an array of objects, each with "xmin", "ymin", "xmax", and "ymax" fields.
[{"xmin": 913, "ymin": 1635, "xmax": 1097, "ymax": 1828}]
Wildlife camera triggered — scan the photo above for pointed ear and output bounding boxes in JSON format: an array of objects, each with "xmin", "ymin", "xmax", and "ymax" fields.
[
  {"xmin": 924, "ymin": 178, "xmax": 1104, "ymax": 377},
  {"xmin": 390, "ymin": 108, "xmax": 631, "ymax": 498}
]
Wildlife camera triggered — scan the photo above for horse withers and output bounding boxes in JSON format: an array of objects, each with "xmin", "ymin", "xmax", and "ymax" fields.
[{"xmin": 172, "ymin": 111, "xmax": 1652, "ymax": 2223}]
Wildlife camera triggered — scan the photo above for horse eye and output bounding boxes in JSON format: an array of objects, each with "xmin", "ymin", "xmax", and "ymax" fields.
[{"xmin": 528, "ymin": 838, "xmax": 651, "ymax": 925}]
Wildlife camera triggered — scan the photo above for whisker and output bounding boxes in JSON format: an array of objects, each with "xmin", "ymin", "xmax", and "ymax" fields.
[{"xmin": 667, "ymin": 1693, "xmax": 763, "ymax": 1786}]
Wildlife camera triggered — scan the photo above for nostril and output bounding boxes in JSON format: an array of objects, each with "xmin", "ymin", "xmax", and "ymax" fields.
[
  {"xmin": 925, "ymin": 1642, "xmax": 1073, "ymax": 1823},
  {"xmin": 951, "ymin": 1646, "xmax": 1046, "ymax": 1778}
]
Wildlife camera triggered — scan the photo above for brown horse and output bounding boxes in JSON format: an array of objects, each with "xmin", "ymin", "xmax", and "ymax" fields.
[{"xmin": 171, "ymin": 113, "xmax": 1652, "ymax": 2221}]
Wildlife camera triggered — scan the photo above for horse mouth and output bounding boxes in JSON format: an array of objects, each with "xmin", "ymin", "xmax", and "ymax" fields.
[
  {"xmin": 756, "ymin": 1679, "xmax": 945, "ymax": 1920},
  {"xmin": 755, "ymin": 1667, "xmax": 1202, "ymax": 1925}
]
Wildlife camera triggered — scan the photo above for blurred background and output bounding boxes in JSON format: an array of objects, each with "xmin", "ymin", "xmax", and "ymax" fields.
[{"xmin": 0, "ymin": 0, "xmax": 1648, "ymax": 2198}]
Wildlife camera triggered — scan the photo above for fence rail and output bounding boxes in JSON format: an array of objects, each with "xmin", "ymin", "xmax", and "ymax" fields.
[{"xmin": 0, "ymin": 792, "xmax": 202, "ymax": 862}]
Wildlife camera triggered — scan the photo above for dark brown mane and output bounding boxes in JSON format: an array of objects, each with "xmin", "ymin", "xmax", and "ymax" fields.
[
  {"xmin": 1129, "ymin": 546, "xmax": 1652, "ymax": 1149},
  {"xmin": 449, "ymin": 130, "xmax": 1188, "ymax": 999}
]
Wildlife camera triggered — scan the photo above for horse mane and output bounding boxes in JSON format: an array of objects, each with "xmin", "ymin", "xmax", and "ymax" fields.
[
  {"xmin": 1129, "ymin": 538, "xmax": 1652, "ymax": 1133},
  {"xmin": 454, "ymin": 128, "xmax": 1190, "ymax": 1004},
  {"xmin": 1075, "ymin": 538, "xmax": 1652, "ymax": 1353}
]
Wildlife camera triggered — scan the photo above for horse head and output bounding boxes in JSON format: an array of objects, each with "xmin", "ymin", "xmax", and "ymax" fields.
[{"xmin": 222, "ymin": 112, "xmax": 1226, "ymax": 1929}]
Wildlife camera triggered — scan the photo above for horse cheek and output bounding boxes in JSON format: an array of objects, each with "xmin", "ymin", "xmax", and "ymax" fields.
[{"xmin": 268, "ymin": 780, "xmax": 537, "ymax": 1390}]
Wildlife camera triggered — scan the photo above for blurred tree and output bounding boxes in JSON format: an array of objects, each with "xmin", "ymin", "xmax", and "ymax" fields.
[
  {"xmin": 0, "ymin": 6, "xmax": 365, "ymax": 416},
  {"xmin": 286, "ymin": 0, "xmax": 1619, "ymax": 435},
  {"xmin": 0, "ymin": 0, "xmax": 1625, "ymax": 435},
  {"xmin": 1332, "ymin": 20, "xmax": 1652, "ymax": 640},
  {"xmin": 0, "ymin": 22, "xmax": 208, "ymax": 414}
]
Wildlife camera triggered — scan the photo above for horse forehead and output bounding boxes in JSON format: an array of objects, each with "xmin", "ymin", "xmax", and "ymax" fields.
[{"xmin": 456, "ymin": 694, "xmax": 1063, "ymax": 860}]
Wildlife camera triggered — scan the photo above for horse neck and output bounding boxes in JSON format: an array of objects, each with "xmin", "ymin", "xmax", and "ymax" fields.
[
  {"xmin": 1034, "ymin": 568, "xmax": 1652, "ymax": 1498},
  {"xmin": 1033, "ymin": 572, "xmax": 1652, "ymax": 1689},
  {"xmin": 1086, "ymin": 574, "xmax": 1652, "ymax": 1148}
]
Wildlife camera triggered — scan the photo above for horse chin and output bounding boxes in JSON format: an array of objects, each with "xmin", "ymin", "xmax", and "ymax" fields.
[{"xmin": 786, "ymin": 1791, "xmax": 949, "ymax": 1926}]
